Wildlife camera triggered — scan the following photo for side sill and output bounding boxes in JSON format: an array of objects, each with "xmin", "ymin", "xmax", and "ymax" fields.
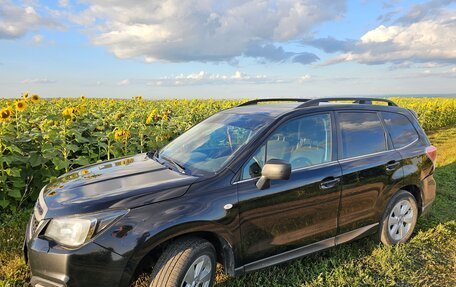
[
  {"xmin": 335, "ymin": 223, "xmax": 378, "ymax": 245},
  {"xmin": 31, "ymin": 276, "xmax": 66, "ymax": 287},
  {"xmin": 234, "ymin": 223, "xmax": 379, "ymax": 276},
  {"xmin": 243, "ymin": 237, "xmax": 334, "ymax": 273}
]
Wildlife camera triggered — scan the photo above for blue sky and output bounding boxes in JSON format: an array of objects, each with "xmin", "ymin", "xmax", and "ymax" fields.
[{"xmin": 1, "ymin": 0, "xmax": 455, "ymax": 99}]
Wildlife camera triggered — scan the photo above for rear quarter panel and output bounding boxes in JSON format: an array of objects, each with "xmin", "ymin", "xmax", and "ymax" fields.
[
  {"xmin": 397, "ymin": 140, "xmax": 436, "ymax": 209},
  {"xmin": 397, "ymin": 110, "xmax": 436, "ymax": 210}
]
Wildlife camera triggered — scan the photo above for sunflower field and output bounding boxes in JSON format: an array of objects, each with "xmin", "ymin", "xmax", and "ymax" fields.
[
  {"xmin": 0, "ymin": 94, "xmax": 242, "ymax": 211},
  {"xmin": 0, "ymin": 95, "xmax": 455, "ymax": 211},
  {"xmin": 390, "ymin": 97, "xmax": 456, "ymax": 130}
]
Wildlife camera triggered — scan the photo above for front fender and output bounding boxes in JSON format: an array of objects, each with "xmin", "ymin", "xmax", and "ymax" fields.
[
  {"xmin": 93, "ymin": 180, "xmax": 239, "ymax": 286},
  {"xmin": 125, "ymin": 220, "xmax": 237, "ymax": 280}
]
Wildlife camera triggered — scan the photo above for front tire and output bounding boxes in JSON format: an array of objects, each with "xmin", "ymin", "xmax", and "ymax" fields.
[
  {"xmin": 379, "ymin": 190, "xmax": 418, "ymax": 245},
  {"xmin": 149, "ymin": 237, "xmax": 216, "ymax": 287}
]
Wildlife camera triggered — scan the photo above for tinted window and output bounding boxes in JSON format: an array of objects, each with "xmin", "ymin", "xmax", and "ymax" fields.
[
  {"xmin": 241, "ymin": 114, "xmax": 332, "ymax": 179},
  {"xmin": 338, "ymin": 112, "xmax": 386, "ymax": 159},
  {"xmin": 382, "ymin": 112, "xmax": 419, "ymax": 148}
]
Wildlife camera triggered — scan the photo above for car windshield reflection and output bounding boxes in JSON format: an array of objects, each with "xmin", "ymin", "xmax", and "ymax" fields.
[{"xmin": 159, "ymin": 112, "xmax": 274, "ymax": 175}]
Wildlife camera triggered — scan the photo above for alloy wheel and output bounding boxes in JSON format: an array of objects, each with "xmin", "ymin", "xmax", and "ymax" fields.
[
  {"xmin": 388, "ymin": 199, "xmax": 414, "ymax": 241},
  {"xmin": 181, "ymin": 255, "xmax": 213, "ymax": 287}
]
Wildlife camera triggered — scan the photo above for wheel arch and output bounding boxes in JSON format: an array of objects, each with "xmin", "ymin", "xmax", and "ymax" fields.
[
  {"xmin": 400, "ymin": 184, "xmax": 423, "ymax": 214},
  {"xmin": 123, "ymin": 222, "xmax": 237, "ymax": 286}
]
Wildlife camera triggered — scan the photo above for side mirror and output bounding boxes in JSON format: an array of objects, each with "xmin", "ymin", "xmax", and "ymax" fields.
[{"xmin": 256, "ymin": 159, "xmax": 291, "ymax": 190}]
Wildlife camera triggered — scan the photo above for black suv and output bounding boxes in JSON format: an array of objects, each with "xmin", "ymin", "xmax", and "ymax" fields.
[{"xmin": 25, "ymin": 98, "xmax": 437, "ymax": 287}]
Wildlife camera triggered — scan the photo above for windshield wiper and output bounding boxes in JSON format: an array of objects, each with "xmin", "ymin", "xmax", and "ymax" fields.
[
  {"xmin": 161, "ymin": 155, "xmax": 186, "ymax": 174},
  {"xmin": 146, "ymin": 150, "xmax": 157, "ymax": 159},
  {"xmin": 146, "ymin": 150, "xmax": 163, "ymax": 164},
  {"xmin": 147, "ymin": 150, "xmax": 186, "ymax": 174}
]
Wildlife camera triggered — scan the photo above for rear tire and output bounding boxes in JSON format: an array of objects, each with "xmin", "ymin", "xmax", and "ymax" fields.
[
  {"xmin": 149, "ymin": 237, "xmax": 216, "ymax": 287},
  {"xmin": 379, "ymin": 190, "xmax": 418, "ymax": 245}
]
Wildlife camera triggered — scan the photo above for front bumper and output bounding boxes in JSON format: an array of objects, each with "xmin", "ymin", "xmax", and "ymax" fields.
[{"xmin": 25, "ymin": 236, "xmax": 129, "ymax": 287}]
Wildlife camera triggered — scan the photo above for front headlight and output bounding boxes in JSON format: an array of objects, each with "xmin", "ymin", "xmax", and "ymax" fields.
[{"xmin": 44, "ymin": 209, "xmax": 128, "ymax": 248}]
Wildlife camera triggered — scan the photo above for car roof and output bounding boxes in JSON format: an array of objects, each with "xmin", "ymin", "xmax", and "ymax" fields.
[
  {"xmin": 224, "ymin": 100, "xmax": 407, "ymax": 119},
  {"xmin": 223, "ymin": 103, "xmax": 302, "ymax": 118}
]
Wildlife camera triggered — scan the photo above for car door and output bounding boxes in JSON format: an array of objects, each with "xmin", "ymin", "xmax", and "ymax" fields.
[
  {"xmin": 336, "ymin": 111, "xmax": 403, "ymax": 236},
  {"xmin": 235, "ymin": 113, "xmax": 342, "ymax": 266}
]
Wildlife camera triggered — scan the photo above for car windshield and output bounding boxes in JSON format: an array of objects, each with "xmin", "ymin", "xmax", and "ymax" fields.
[{"xmin": 158, "ymin": 112, "xmax": 273, "ymax": 175}]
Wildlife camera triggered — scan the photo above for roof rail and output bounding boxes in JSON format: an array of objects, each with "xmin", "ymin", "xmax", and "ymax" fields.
[
  {"xmin": 238, "ymin": 98, "xmax": 310, "ymax": 107},
  {"xmin": 297, "ymin": 97, "xmax": 397, "ymax": 108}
]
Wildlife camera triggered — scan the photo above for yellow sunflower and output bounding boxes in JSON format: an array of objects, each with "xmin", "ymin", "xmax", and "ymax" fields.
[
  {"xmin": 0, "ymin": 107, "xmax": 12, "ymax": 121},
  {"xmin": 146, "ymin": 113, "xmax": 154, "ymax": 124},
  {"xmin": 114, "ymin": 130, "xmax": 131, "ymax": 141},
  {"xmin": 80, "ymin": 95, "xmax": 86, "ymax": 100},
  {"xmin": 15, "ymin": 100, "xmax": 27, "ymax": 112},
  {"xmin": 114, "ymin": 130, "xmax": 123, "ymax": 141},
  {"xmin": 114, "ymin": 113, "xmax": 125, "ymax": 120},
  {"xmin": 31, "ymin": 94, "xmax": 40, "ymax": 103},
  {"xmin": 62, "ymin": 107, "xmax": 76, "ymax": 119},
  {"xmin": 146, "ymin": 109, "xmax": 158, "ymax": 124},
  {"xmin": 22, "ymin": 92, "xmax": 29, "ymax": 100}
]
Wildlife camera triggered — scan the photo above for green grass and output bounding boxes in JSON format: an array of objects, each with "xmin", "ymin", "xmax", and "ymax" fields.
[
  {"xmin": 1, "ymin": 127, "xmax": 455, "ymax": 287},
  {"xmin": 0, "ymin": 209, "xmax": 29, "ymax": 287}
]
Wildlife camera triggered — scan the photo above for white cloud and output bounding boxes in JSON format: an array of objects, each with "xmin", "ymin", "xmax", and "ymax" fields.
[
  {"xmin": 329, "ymin": 9, "xmax": 456, "ymax": 66},
  {"xmin": 32, "ymin": 34, "xmax": 44, "ymax": 44},
  {"xmin": 360, "ymin": 25, "xmax": 401, "ymax": 43},
  {"xmin": 416, "ymin": 62, "xmax": 449, "ymax": 69},
  {"xmin": 73, "ymin": 0, "xmax": 344, "ymax": 64},
  {"xmin": 394, "ymin": 0, "xmax": 456, "ymax": 24},
  {"xmin": 0, "ymin": 0, "xmax": 57, "ymax": 39},
  {"xmin": 21, "ymin": 78, "xmax": 56, "ymax": 84},
  {"xmin": 298, "ymin": 74, "xmax": 311, "ymax": 83},
  {"xmin": 308, "ymin": 1, "xmax": 456, "ymax": 67},
  {"xmin": 58, "ymin": 0, "xmax": 70, "ymax": 7},
  {"xmin": 395, "ymin": 66, "xmax": 456, "ymax": 79},
  {"xmin": 146, "ymin": 71, "xmax": 277, "ymax": 86},
  {"xmin": 117, "ymin": 79, "xmax": 130, "ymax": 86}
]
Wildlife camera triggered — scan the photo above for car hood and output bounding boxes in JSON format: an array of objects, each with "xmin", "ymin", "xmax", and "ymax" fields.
[{"xmin": 40, "ymin": 153, "xmax": 198, "ymax": 218}]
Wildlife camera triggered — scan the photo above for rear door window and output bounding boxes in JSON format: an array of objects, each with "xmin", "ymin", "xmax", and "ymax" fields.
[
  {"xmin": 338, "ymin": 112, "xmax": 387, "ymax": 159},
  {"xmin": 381, "ymin": 112, "xmax": 419, "ymax": 149}
]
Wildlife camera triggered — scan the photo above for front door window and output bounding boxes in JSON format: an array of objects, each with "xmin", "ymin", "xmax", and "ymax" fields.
[{"xmin": 241, "ymin": 113, "xmax": 332, "ymax": 180}]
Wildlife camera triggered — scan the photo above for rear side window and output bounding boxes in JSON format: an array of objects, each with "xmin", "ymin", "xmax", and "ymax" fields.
[
  {"xmin": 338, "ymin": 112, "xmax": 387, "ymax": 159},
  {"xmin": 381, "ymin": 112, "xmax": 419, "ymax": 149}
]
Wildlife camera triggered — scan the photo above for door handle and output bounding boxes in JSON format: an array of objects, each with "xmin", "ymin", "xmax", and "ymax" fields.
[
  {"xmin": 320, "ymin": 177, "xmax": 340, "ymax": 190},
  {"xmin": 386, "ymin": 160, "xmax": 400, "ymax": 171}
]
